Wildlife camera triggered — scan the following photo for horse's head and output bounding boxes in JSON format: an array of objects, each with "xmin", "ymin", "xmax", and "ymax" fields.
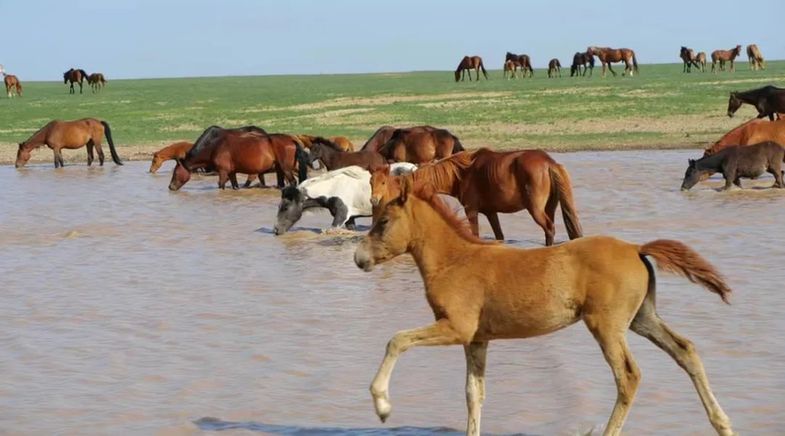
[
  {"xmin": 369, "ymin": 165, "xmax": 392, "ymax": 207},
  {"xmin": 727, "ymin": 92, "xmax": 742, "ymax": 117},
  {"xmin": 308, "ymin": 143, "xmax": 325, "ymax": 168},
  {"xmin": 15, "ymin": 143, "xmax": 32, "ymax": 168},
  {"xmin": 149, "ymin": 152, "xmax": 164, "ymax": 173},
  {"xmin": 273, "ymin": 186, "xmax": 305, "ymax": 235},
  {"xmin": 681, "ymin": 158, "xmax": 706, "ymax": 191},
  {"xmin": 454, "ymin": 69, "xmax": 461, "ymax": 82},
  {"xmin": 734, "ymin": 45, "xmax": 742, "ymax": 55},
  {"xmin": 168, "ymin": 159, "xmax": 191, "ymax": 191}
]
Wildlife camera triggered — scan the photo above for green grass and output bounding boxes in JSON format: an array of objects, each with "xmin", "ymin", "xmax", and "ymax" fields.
[{"xmin": 2, "ymin": 61, "xmax": 785, "ymax": 155}]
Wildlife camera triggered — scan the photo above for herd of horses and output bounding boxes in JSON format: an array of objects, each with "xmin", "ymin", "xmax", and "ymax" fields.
[
  {"xmin": 680, "ymin": 44, "xmax": 765, "ymax": 73},
  {"xmin": 63, "ymin": 68, "xmax": 107, "ymax": 94}
]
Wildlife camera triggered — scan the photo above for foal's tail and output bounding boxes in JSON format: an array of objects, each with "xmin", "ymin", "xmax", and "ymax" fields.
[
  {"xmin": 639, "ymin": 240, "xmax": 731, "ymax": 304},
  {"xmin": 549, "ymin": 164, "xmax": 583, "ymax": 240},
  {"xmin": 293, "ymin": 138, "xmax": 309, "ymax": 183},
  {"xmin": 100, "ymin": 120, "xmax": 123, "ymax": 165},
  {"xmin": 479, "ymin": 60, "xmax": 488, "ymax": 79}
]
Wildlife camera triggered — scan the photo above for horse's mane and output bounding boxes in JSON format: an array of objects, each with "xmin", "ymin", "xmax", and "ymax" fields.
[
  {"xmin": 411, "ymin": 181, "xmax": 490, "ymax": 245},
  {"xmin": 21, "ymin": 121, "xmax": 56, "ymax": 147},
  {"xmin": 411, "ymin": 151, "xmax": 476, "ymax": 192},
  {"xmin": 312, "ymin": 137, "xmax": 343, "ymax": 151}
]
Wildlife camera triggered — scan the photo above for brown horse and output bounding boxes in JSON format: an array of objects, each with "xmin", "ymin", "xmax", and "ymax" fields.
[
  {"xmin": 547, "ymin": 58, "xmax": 561, "ymax": 78},
  {"xmin": 711, "ymin": 45, "xmax": 742, "ymax": 73},
  {"xmin": 370, "ymin": 148, "xmax": 583, "ymax": 245},
  {"xmin": 149, "ymin": 141, "xmax": 193, "ymax": 173},
  {"xmin": 297, "ymin": 134, "xmax": 355, "ymax": 152},
  {"xmin": 704, "ymin": 118, "xmax": 785, "ymax": 156},
  {"xmin": 587, "ymin": 46, "xmax": 638, "ymax": 77},
  {"xmin": 695, "ymin": 52, "xmax": 707, "ymax": 72},
  {"xmin": 680, "ymin": 46, "xmax": 700, "ymax": 73},
  {"xmin": 308, "ymin": 138, "xmax": 386, "ymax": 171},
  {"xmin": 354, "ymin": 178, "xmax": 734, "ymax": 436},
  {"xmin": 505, "ymin": 52, "xmax": 533, "ymax": 78},
  {"xmin": 15, "ymin": 118, "xmax": 122, "ymax": 168},
  {"xmin": 63, "ymin": 68, "xmax": 88, "ymax": 94},
  {"xmin": 168, "ymin": 126, "xmax": 308, "ymax": 191},
  {"xmin": 455, "ymin": 56, "xmax": 488, "ymax": 82},
  {"xmin": 87, "ymin": 73, "xmax": 107, "ymax": 92},
  {"xmin": 570, "ymin": 51, "xmax": 594, "ymax": 77},
  {"xmin": 503, "ymin": 60, "xmax": 517, "ymax": 79},
  {"xmin": 377, "ymin": 126, "xmax": 464, "ymax": 164},
  {"xmin": 746, "ymin": 44, "xmax": 765, "ymax": 70},
  {"xmin": 3, "ymin": 73, "xmax": 22, "ymax": 98},
  {"xmin": 360, "ymin": 126, "xmax": 397, "ymax": 152}
]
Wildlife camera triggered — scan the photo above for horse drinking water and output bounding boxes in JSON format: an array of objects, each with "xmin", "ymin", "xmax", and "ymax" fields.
[
  {"xmin": 681, "ymin": 141, "xmax": 785, "ymax": 191},
  {"xmin": 15, "ymin": 118, "xmax": 122, "ymax": 168}
]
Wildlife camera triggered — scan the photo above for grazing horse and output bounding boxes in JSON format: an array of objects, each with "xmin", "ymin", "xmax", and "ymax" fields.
[
  {"xmin": 680, "ymin": 46, "xmax": 700, "ymax": 73},
  {"xmin": 505, "ymin": 52, "xmax": 533, "ymax": 78},
  {"xmin": 377, "ymin": 126, "xmax": 464, "ymax": 165},
  {"xmin": 308, "ymin": 138, "xmax": 387, "ymax": 171},
  {"xmin": 360, "ymin": 126, "xmax": 397, "ymax": 152},
  {"xmin": 87, "ymin": 73, "xmax": 107, "ymax": 92},
  {"xmin": 3, "ymin": 73, "xmax": 22, "ymax": 98},
  {"xmin": 297, "ymin": 134, "xmax": 355, "ymax": 152},
  {"xmin": 727, "ymin": 85, "xmax": 785, "ymax": 120},
  {"xmin": 695, "ymin": 52, "xmax": 707, "ymax": 72},
  {"xmin": 168, "ymin": 126, "xmax": 308, "ymax": 190},
  {"xmin": 63, "ymin": 68, "xmax": 88, "ymax": 94},
  {"xmin": 587, "ymin": 46, "xmax": 638, "ymax": 77},
  {"xmin": 570, "ymin": 51, "xmax": 594, "ymax": 77},
  {"xmin": 273, "ymin": 163, "xmax": 416, "ymax": 235},
  {"xmin": 746, "ymin": 44, "xmax": 765, "ymax": 70},
  {"xmin": 682, "ymin": 141, "xmax": 785, "ymax": 191},
  {"xmin": 15, "ymin": 118, "xmax": 122, "ymax": 168},
  {"xmin": 370, "ymin": 148, "xmax": 583, "ymax": 245},
  {"xmin": 455, "ymin": 56, "xmax": 488, "ymax": 82},
  {"xmin": 354, "ymin": 177, "xmax": 735, "ymax": 436},
  {"xmin": 503, "ymin": 60, "xmax": 517, "ymax": 79},
  {"xmin": 711, "ymin": 45, "xmax": 742, "ymax": 73},
  {"xmin": 547, "ymin": 58, "xmax": 561, "ymax": 78}
]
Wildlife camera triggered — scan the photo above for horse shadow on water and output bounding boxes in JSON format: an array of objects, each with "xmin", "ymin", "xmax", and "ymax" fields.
[{"xmin": 194, "ymin": 417, "xmax": 538, "ymax": 436}]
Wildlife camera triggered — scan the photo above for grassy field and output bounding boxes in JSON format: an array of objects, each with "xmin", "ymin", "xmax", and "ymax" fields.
[{"xmin": 2, "ymin": 61, "xmax": 785, "ymax": 162}]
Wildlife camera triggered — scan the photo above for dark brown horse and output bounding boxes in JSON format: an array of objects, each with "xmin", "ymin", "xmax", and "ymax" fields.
[
  {"xmin": 682, "ymin": 141, "xmax": 785, "ymax": 191},
  {"xmin": 370, "ymin": 148, "xmax": 583, "ymax": 245},
  {"xmin": 547, "ymin": 58, "xmax": 561, "ymax": 78},
  {"xmin": 570, "ymin": 51, "xmax": 594, "ymax": 77},
  {"xmin": 308, "ymin": 138, "xmax": 386, "ymax": 171},
  {"xmin": 87, "ymin": 73, "xmax": 106, "ymax": 92},
  {"xmin": 727, "ymin": 85, "xmax": 785, "ymax": 120},
  {"xmin": 680, "ymin": 46, "xmax": 700, "ymax": 73},
  {"xmin": 63, "ymin": 68, "xmax": 88, "ymax": 94},
  {"xmin": 15, "ymin": 118, "xmax": 122, "ymax": 168},
  {"xmin": 455, "ymin": 56, "xmax": 488, "ymax": 82},
  {"xmin": 587, "ymin": 46, "xmax": 638, "ymax": 77},
  {"xmin": 746, "ymin": 44, "xmax": 765, "ymax": 70},
  {"xmin": 297, "ymin": 134, "xmax": 355, "ymax": 152},
  {"xmin": 377, "ymin": 126, "xmax": 464, "ymax": 164},
  {"xmin": 360, "ymin": 126, "xmax": 397, "ymax": 152},
  {"xmin": 505, "ymin": 52, "xmax": 534, "ymax": 78},
  {"xmin": 3, "ymin": 73, "xmax": 22, "ymax": 98},
  {"xmin": 711, "ymin": 45, "xmax": 742, "ymax": 73},
  {"xmin": 168, "ymin": 126, "xmax": 308, "ymax": 191}
]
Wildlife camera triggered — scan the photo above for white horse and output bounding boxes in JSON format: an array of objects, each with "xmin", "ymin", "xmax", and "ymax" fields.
[{"xmin": 273, "ymin": 163, "xmax": 416, "ymax": 235}]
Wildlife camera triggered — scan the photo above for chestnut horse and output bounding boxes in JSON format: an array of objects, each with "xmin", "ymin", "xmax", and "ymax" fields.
[
  {"xmin": 505, "ymin": 52, "xmax": 533, "ymax": 78},
  {"xmin": 503, "ymin": 60, "xmax": 517, "ymax": 79},
  {"xmin": 87, "ymin": 73, "xmax": 107, "ymax": 92},
  {"xmin": 370, "ymin": 148, "xmax": 583, "ymax": 245},
  {"xmin": 455, "ymin": 56, "xmax": 488, "ymax": 82},
  {"xmin": 354, "ymin": 178, "xmax": 734, "ymax": 436},
  {"xmin": 570, "ymin": 51, "xmax": 594, "ymax": 77},
  {"xmin": 15, "ymin": 118, "xmax": 122, "ymax": 168},
  {"xmin": 168, "ymin": 126, "xmax": 308, "ymax": 190},
  {"xmin": 704, "ymin": 118, "xmax": 785, "ymax": 156},
  {"xmin": 711, "ymin": 45, "xmax": 742, "ymax": 73},
  {"xmin": 727, "ymin": 85, "xmax": 785, "ymax": 120},
  {"xmin": 746, "ymin": 44, "xmax": 765, "ymax": 70},
  {"xmin": 63, "ymin": 68, "xmax": 87, "ymax": 94},
  {"xmin": 695, "ymin": 52, "xmax": 707, "ymax": 72},
  {"xmin": 308, "ymin": 138, "xmax": 386, "ymax": 171},
  {"xmin": 360, "ymin": 126, "xmax": 397, "ymax": 152},
  {"xmin": 377, "ymin": 126, "xmax": 464, "ymax": 165},
  {"xmin": 3, "ymin": 73, "xmax": 22, "ymax": 98},
  {"xmin": 587, "ymin": 46, "xmax": 638, "ymax": 77},
  {"xmin": 297, "ymin": 134, "xmax": 355, "ymax": 152},
  {"xmin": 149, "ymin": 141, "xmax": 193, "ymax": 173},
  {"xmin": 680, "ymin": 46, "xmax": 700, "ymax": 73}
]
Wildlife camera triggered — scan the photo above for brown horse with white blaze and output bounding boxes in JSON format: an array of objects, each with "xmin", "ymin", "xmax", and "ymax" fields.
[
  {"xmin": 455, "ymin": 56, "xmax": 488, "ymax": 82},
  {"xmin": 15, "ymin": 118, "xmax": 122, "ymax": 168},
  {"xmin": 711, "ymin": 45, "xmax": 742, "ymax": 73},
  {"xmin": 377, "ymin": 126, "xmax": 464, "ymax": 165},
  {"xmin": 587, "ymin": 46, "xmax": 638, "ymax": 77},
  {"xmin": 354, "ymin": 177, "xmax": 734, "ymax": 436},
  {"xmin": 63, "ymin": 68, "xmax": 88, "ymax": 94}
]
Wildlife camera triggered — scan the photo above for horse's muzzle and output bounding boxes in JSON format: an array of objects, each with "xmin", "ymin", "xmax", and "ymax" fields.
[
  {"xmin": 727, "ymin": 111, "xmax": 734, "ymax": 118},
  {"xmin": 370, "ymin": 197, "xmax": 380, "ymax": 207},
  {"xmin": 354, "ymin": 244, "xmax": 374, "ymax": 272}
]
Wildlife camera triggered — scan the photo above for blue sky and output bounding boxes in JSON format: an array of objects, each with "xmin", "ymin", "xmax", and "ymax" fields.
[{"xmin": 2, "ymin": 0, "xmax": 782, "ymax": 80}]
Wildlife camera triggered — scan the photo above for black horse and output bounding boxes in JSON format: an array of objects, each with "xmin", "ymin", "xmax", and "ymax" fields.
[
  {"xmin": 681, "ymin": 141, "xmax": 785, "ymax": 191},
  {"xmin": 727, "ymin": 85, "xmax": 785, "ymax": 120},
  {"xmin": 570, "ymin": 51, "xmax": 594, "ymax": 77}
]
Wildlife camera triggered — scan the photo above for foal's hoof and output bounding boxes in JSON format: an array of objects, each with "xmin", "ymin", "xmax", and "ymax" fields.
[{"xmin": 373, "ymin": 394, "xmax": 392, "ymax": 423}]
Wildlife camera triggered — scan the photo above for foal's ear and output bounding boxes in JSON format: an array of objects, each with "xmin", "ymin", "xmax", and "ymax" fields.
[{"xmin": 400, "ymin": 175, "xmax": 414, "ymax": 203}]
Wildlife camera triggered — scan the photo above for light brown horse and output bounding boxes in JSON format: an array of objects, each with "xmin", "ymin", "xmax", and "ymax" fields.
[
  {"xmin": 711, "ymin": 45, "xmax": 742, "ymax": 73},
  {"xmin": 377, "ymin": 126, "xmax": 464, "ymax": 165},
  {"xmin": 15, "ymin": 118, "xmax": 122, "ymax": 168},
  {"xmin": 746, "ymin": 44, "xmax": 765, "ymax": 70},
  {"xmin": 3, "ymin": 73, "xmax": 22, "ymax": 98},
  {"xmin": 87, "ymin": 73, "xmax": 107, "ymax": 92},
  {"xmin": 370, "ymin": 148, "xmax": 583, "ymax": 245},
  {"xmin": 354, "ymin": 178, "xmax": 734, "ymax": 436},
  {"xmin": 704, "ymin": 118, "xmax": 785, "ymax": 156},
  {"xmin": 360, "ymin": 126, "xmax": 397, "ymax": 152},
  {"xmin": 297, "ymin": 134, "xmax": 355, "ymax": 152},
  {"xmin": 63, "ymin": 68, "xmax": 87, "ymax": 94},
  {"xmin": 149, "ymin": 141, "xmax": 194, "ymax": 173},
  {"xmin": 455, "ymin": 56, "xmax": 488, "ymax": 82},
  {"xmin": 695, "ymin": 51, "xmax": 707, "ymax": 72},
  {"xmin": 547, "ymin": 58, "xmax": 561, "ymax": 78},
  {"xmin": 587, "ymin": 46, "xmax": 638, "ymax": 77},
  {"xmin": 503, "ymin": 60, "xmax": 517, "ymax": 79}
]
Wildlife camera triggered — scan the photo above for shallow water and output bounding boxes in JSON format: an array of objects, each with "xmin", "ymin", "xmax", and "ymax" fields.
[{"xmin": 1, "ymin": 151, "xmax": 783, "ymax": 435}]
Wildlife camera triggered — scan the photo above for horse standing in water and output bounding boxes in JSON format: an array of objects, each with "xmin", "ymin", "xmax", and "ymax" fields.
[
  {"xmin": 746, "ymin": 44, "xmax": 765, "ymax": 70},
  {"xmin": 87, "ymin": 73, "xmax": 107, "ymax": 92},
  {"xmin": 455, "ymin": 56, "xmax": 488, "ymax": 82},
  {"xmin": 370, "ymin": 148, "xmax": 582, "ymax": 245},
  {"xmin": 570, "ymin": 51, "xmax": 594, "ymax": 76},
  {"xmin": 377, "ymin": 126, "xmax": 464, "ymax": 164},
  {"xmin": 149, "ymin": 141, "xmax": 194, "ymax": 173},
  {"xmin": 711, "ymin": 45, "xmax": 742, "ymax": 73},
  {"xmin": 727, "ymin": 85, "xmax": 785, "ymax": 120},
  {"xmin": 308, "ymin": 138, "xmax": 387, "ymax": 171},
  {"xmin": 3, "ymin": 73, "xmax": 22, "ymax": 98},
  {"xmin": 587, "ymin": 46, "xmax": 638, "ymax": 77},
  {"xmin": 63, "ymin": 68, "xmax": 88, "ymax": 94},
  {"xmin": 15, "ymin": 118, "xmax": 122, "ymax": 168},
  {"xmin": 682, "ymin": 141, "xmax": 785, "ymax": 191},
  {"xmin": 354, "ymin": 177, "xmax": 735, "ymax": 436},
  {"xmin": 297, "ymin": 134, "xmax": 355, "ymax": 152}
]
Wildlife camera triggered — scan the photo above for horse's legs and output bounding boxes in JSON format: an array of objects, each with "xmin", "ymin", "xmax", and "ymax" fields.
[
  {"xmin": 217, "ymin": 171, "xmax": 229, "ymax": 189},
  {"xmin": 631, "ymin": 298, "xmax": 733, "ymax": 435},
  {"xmin": 229, "ymin": 173, "xmax": 240, "ymax": 190},
  {"xmin": 345, "ymin": 217, "xmax": 357, "ymax": 230},
  {"xmin": 370, "ymin": 320, "xmax": 464, "ymax": 423},
  {"xmin": 484, "ymin": 212, "xmax": 504, "ymax": 241},
  {"xmin": 94, "ymin": 143, "xmax": 105, "ymax": 166},
  {"xmin": 86, "ymin": 143, "xmax": 94, "ymax": 166},
  {"xmin": 607, "ymin": 63, "xmax": 617, "ymax": 76},
  {"xmin": 53, "ymin": 148, "xmax": 61, "ymax": 168},
  {"xmin": 465, "ymin": 208, "xmax": 481, "ymax": 236},
  {"xmin": 528, "ymin": 204, "xmax": 556, "ymax": 246},
  {"xmin": 327, "ymin": 197, "xmax": 349, "ymax": 227},
  {"xmin": 464, "ymin": 341, "xmax": 488, "ymax": 436},
  {"xmin": 768, "ymin": 164, "xmax": 784, "ymax": 188}
]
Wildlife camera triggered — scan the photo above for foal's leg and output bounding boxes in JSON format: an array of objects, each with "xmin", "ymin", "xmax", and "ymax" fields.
[
  {"xmin": 465, "ymin": 208, "xmax": 481, "ymax": 237},
  {"xmin": 370, "ymin": 320, "xmax": 464, "ymax": 423},
  {"xmin": 631, "ymin": 300, "xmax": 734, "ymax": 435},
  {"xmin": 484, "ymin": 212, "xmax": 504, "ymax": 241},
  {"xmin": 464, "ymin": 341, "xmax": 488, "ymax": 436}
]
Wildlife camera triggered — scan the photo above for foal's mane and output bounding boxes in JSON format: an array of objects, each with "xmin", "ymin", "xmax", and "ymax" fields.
[
  {"xmin": 411, "ymin": 151, "xmax": 475, "ymax": 191},
  {"xmin": 411, "ymin": 181, "xmax": 490, "ymax": 245}
]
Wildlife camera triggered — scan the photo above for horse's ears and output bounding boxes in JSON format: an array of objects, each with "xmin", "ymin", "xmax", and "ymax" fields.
[
  {"xmin": 400, "ymin": 175, "xmax": 414, "ymax": 203},
  {"xmin": 688, "ymin": 158, "xmax": 696, "ymax": 166}
]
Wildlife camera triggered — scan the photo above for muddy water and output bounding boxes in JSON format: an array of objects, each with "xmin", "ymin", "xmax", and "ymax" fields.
[{"xmin": 1, "ymin": 151, "xmax": 783, "ymax": 435}]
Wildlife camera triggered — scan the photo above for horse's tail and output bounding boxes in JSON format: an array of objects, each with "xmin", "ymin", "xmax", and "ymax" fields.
[
  {"xmin": 78, "ymin": 69, "xmax": 88, "ymax": 83},
  {"xmin": 549, "ymin": 164, "xmax": 583, "ymax": 240},
  {"xmin": 293, "ymin": 138, "xmax": 309, "ymax": 183},
  {"xmin": 479, "ymin": 60, "xmax": 488, "ymax": 79},
  {"xmin": 632, "ymin": 52, "xmax": 639, "ymax": 73},
  {"xmin": 100, "ymin": 120, "xmax": 123, "ymax": 165},
  {"xmin": 451, "ymin": 134, "xmax": 465, "ymax": 153},
  {"xmin": 639, "ymin": 240, "xmax": 731, "ymax": 304}
]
